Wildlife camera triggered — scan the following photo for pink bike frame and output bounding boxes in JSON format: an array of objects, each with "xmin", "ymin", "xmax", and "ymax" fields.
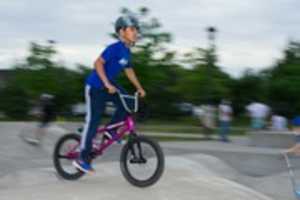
[
  {"xmin": 66, "ymin": 91, "xmax": 139, "ymax": 159},
  {"xmin": 92, "ymin": 115, "xmax": 136, "ymax": 155}
]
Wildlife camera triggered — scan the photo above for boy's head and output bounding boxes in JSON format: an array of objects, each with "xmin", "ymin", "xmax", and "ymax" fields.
[{"xmin": 115, "ymin": 16, "xmax": 139, "ymax": 44}]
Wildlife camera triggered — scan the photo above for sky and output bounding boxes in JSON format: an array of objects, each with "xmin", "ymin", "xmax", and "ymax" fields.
[{"xmin": 0, "ymin": 0, "xmax": 299, "ymax": 77}]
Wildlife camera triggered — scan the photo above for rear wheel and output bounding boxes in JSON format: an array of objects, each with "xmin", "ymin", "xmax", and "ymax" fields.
[
  {"xmin": 53, "ymin": 133, "xmax": 84, "ymax": 180},
  {"xmin": 120, "ymin": 135, "xmax": 164, "ymax": 187}
]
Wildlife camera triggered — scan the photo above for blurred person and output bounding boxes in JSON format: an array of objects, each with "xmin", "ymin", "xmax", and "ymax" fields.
[
  {"xmin": 270, "ymin": 113, "xmax": 288, "ymax": 131},
  {"xmin": 73, "ymin": 16, "xmax": 146, "ymax": 174},
  {"xmin": 246, "ymin": 101, "xmax": 270, "ymax": 130},
  {"xmin": 218, "ymin": 99, "xmax": 233, "ymax": 142},
  {"xmin": 24, "ymin": 93, "xmax": 56, "ymax": 145},
  {"xmin": 201, "ymin": 104, "xmax": 216, "ymax": 139},
  {"xmin": 285, "ymin": 116, "xmax": 300, "ymax": 155},
  {"xmin": 193, "ymin": 106, "xmax": 204, "ymax": 119}
]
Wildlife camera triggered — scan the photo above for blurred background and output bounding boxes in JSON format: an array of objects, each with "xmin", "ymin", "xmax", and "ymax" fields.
[
  {"xmin": 0, "ymin": 0, "xmax": 299, "ymax": 131},
  {"xmin": 2, "ymin": 2, "xmax": 300, "ymax": 199}
]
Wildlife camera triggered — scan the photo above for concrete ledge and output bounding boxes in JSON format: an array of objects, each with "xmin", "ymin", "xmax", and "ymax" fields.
[{"xmin": 248, "ymin": 130, "xmax": 295, "ymax": 148}]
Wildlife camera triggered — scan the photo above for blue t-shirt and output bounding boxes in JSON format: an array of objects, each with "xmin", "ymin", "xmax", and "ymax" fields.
[{"xmin": 86, "ymin": 40, "xmax": 131, "ymax": 88}]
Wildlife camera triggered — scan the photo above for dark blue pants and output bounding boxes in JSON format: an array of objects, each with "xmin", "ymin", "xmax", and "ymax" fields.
[{"xmin": 80, "ymin": 84, "xmax": 129, "ymax": 162}]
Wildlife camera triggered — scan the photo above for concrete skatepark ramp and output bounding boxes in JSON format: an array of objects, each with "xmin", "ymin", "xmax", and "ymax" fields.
[
  {"xmin": 0, "ymin": 155, "xmax": 273, "ymax": 200},
  {"xmin": 0, "ymin": 122, "xmax": 280, "ymax": 200}
]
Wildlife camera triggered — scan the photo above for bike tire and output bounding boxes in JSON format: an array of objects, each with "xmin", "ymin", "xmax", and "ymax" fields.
[
  {"xmin": 120, "ymin": 135, "xmax": 164, "ymax": 187},
  {"xmin": 53, "ymin": 133, "xmax": 84, "ymax": 180}
]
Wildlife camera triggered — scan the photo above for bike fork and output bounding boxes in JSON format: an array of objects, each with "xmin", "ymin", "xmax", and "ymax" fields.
[{"xmin": 128, "ymin": 133, "xmax": 146, "ymax": 163}]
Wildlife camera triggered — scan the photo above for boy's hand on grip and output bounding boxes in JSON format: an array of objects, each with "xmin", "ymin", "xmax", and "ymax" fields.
[
  {"xmin": 105, "ymin": 83, "xmax": 117, "ymax": 94},
  {"xmin": 137, "ymin": 88, "xmax": 146, "ymax": 98}
]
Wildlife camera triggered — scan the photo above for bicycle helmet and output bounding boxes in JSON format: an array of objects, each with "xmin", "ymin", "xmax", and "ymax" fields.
[{"xmin": 115, "ymin": 16, "xmax": 140, "ymax": 34}]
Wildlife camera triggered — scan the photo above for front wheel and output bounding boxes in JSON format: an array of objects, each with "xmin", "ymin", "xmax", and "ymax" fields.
[{"xmin": 120, "ymin": 135, "xmax": 165, "ymax": 187}]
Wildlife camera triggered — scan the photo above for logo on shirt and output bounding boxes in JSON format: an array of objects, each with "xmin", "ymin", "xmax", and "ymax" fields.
[{"xmin": 119, "ymin": 58, "xmax": 128, "ymax": 66}]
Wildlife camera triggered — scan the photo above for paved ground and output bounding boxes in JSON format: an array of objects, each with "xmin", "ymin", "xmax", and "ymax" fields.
[
  {"xmin": 0, "ymin": 155, "xmax": 274, "ymax": 200},
  {"xmin": 0, "ymin": 122, "xmax": 298, "ymax": 200}
]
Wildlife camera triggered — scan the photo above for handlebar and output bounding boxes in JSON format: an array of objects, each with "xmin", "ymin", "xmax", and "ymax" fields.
[{"xmin": 117, "ymin": 91, "xmax": 139, "ymax": 113}]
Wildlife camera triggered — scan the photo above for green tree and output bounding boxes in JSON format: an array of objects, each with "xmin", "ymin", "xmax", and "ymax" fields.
[
  {"xmin": 231, "ymin": 69, "xmax": 268, "ymax": 115},
  {"xmin": 232, "ymin": 41, "xmax": 300, "ymax": 117},
  {"xmin": 267, "ymin": 41, "xmax": 300, "ymax": 117},
  {"xmin": 0, "ymin": 85, "xmax": 31, "ymax": 119},
  {"xmin": 176, "ymin": 47, "xmax": 232, "ymax": 105},
  {"xmin": 0, "ymin": 41, "xmax": 87, "ymax": 119}
]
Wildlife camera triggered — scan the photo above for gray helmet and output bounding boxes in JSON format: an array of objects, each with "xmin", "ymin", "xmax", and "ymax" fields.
[{"xmin": 115, "ymin": 16, "xmax": 140, "ymax": 34}]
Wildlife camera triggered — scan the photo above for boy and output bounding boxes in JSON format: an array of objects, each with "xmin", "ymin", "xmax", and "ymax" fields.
[{"xmin": 73, "ymin": 16, "xmax": 146, "ymax": 173}]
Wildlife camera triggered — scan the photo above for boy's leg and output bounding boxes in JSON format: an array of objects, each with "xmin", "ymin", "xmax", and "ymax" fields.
[
  {"xmin": 109, "ymin": 85, "xmax": 132, "ymax": 125},
  {"xmin": 78, "ymin": 86, "xmax": 106, "ymax": 166},
  {"xmin": 104, "ymin": 97, "xmax": 127, "ymax": 141},
  {"xmin": 104, "ymin": 85, "xmax": 133, "ymax": 140},
  {"xmin": 110, "ymin": 98, "xmax": 127, "ymax": 125}
]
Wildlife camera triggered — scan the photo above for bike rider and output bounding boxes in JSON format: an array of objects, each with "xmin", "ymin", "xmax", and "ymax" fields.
[{"xmin": 73, "ymin": 15, "xmax": 146, "ymax": 174}]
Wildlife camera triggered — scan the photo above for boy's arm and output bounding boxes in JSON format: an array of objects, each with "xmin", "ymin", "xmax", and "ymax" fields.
[
  {"xmin": 124, "ymin": 68, "xmax": 146, "ymax": 97},
  {"xmin": 94, "ymin": 57, "xmax": 117, "ymax": 94}
]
